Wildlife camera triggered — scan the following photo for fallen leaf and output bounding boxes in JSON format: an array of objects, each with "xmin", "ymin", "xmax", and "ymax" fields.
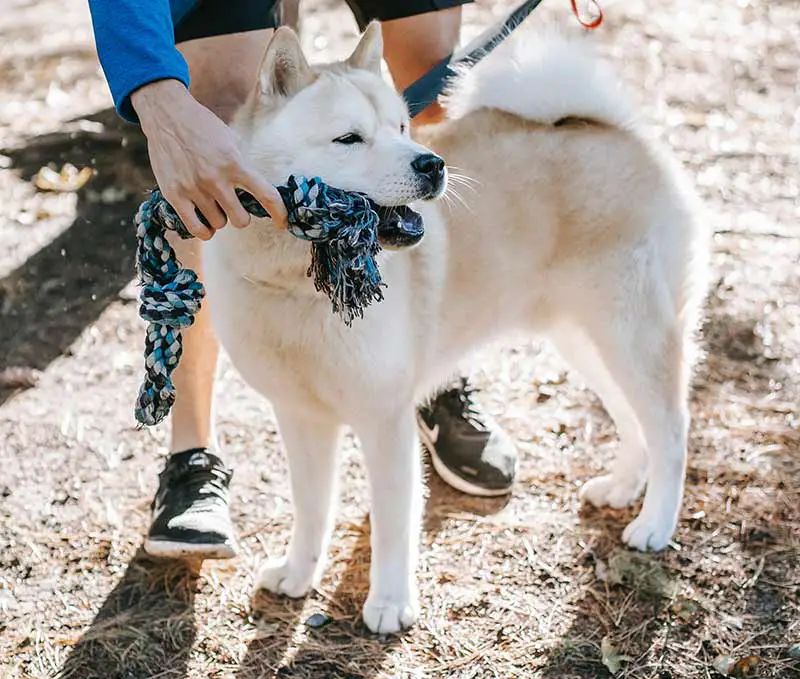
[
  {"xmin": 601, "ymin": 637, "xmax": 632, "ymax": 675},
  {"xmin": 670, "ymin": 597, "xmax": 701, "ymax": 623},
  {"xmin": 0, "ymin": 367, "xmax": 42, "ymax": 389},
  {"xmin": 606, "ymin": 550, "xmax": 677, "ymax": 598},
  {"xmin": 720, "ymin": 615, "xmax": 743, "ymax": 630},
  {"xmin": 33, "ymin": 163, "xmax": 93, "ymax": 192},
  {"xmin": 712, "ymin": 654, "xmax": 760, "ymax": 678},
  {"xmin": 789, "ymin": 643, "xmax": 800, "ymax": 660},
  {"xmin": 732, "ymin": 655, "xmax": 760, "ymax": 677},
  {"xmin": 713, "ymin": 654, "xmax": 734, "ymax": 676}
]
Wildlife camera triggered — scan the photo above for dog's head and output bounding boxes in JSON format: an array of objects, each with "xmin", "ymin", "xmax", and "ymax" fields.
[{"xmin": 234, "ymin": 24, "xmax": 446, "ymax": 247}]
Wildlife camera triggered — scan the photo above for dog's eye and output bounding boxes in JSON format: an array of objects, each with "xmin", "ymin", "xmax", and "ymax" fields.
[
  {"xmin": 333, "ymin": 133, "xmax": 364, "ymax": 145},
  {"xmin": 400, "ymin": 123, "xmax": 407, "ymax": 134}
]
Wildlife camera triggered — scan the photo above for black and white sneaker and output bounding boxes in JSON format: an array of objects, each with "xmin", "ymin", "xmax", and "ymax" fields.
[
  {"xmin": 417, "ymin": 378, "xmax": 518, "ymax": 497},
  {"xmin": 143, "ymin": 448, "xmax": 238, "ymax": 559}
]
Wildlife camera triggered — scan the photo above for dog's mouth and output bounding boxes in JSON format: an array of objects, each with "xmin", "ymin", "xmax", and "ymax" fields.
[{"xmin": 374, "ymin": 204, "xmax": 425, "ymax": 249}]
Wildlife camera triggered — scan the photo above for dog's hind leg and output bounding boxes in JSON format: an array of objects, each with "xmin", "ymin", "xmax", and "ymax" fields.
[
  {"xmin": 256, "ymin": 408, "xmax": 341, "ymax": 598},
  {"xmin": 355, "ymin": 407, "xmax": 422, "ymax": 634},
  {"xmin": 556, "ymin": 252, "xmax": 692, "ymax": 551},
  {"xmin": 550, "ymin": 327, "xmax": 649, "ymax": 509}
]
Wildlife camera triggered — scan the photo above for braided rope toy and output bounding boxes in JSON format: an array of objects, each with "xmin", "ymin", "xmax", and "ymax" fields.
[{"xmin": 134, "ymin": 175, "xmax": 423, "ymax": 427}]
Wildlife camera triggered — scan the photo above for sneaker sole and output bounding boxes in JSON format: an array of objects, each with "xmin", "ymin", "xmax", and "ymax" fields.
[
  {"xmin": 417, "ymin": 415, "xmax": 513, "ymax": 498},
  {"xmin": 143, "ymin": 538, "xmax": 238, "ymax": 560}
]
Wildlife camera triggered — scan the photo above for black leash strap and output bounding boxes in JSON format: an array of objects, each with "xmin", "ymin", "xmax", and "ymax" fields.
[{"xmin": 402, "ymin": 0, "xmax": 546, "ymax": 118}]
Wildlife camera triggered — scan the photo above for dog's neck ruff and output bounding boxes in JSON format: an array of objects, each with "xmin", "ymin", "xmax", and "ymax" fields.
[{"xmin": 134, "ymin": 175, "xmax": 421, "ymax": 427}]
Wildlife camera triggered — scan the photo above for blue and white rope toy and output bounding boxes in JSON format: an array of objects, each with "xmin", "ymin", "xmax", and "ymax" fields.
[{"xmin": 134, "ymin": 175, "xmax": 422, "ymax": 427}]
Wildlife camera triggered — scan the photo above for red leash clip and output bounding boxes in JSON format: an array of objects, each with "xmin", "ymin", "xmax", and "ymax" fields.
[{"xmin": 570, "ymin": 0, "xmax": 604, "ymax": 28}]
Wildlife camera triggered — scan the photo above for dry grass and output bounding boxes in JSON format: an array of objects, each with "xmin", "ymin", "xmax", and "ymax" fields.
[{"xmin": 1, "ymin": 0, "xmax": 798, "ymax": 678}]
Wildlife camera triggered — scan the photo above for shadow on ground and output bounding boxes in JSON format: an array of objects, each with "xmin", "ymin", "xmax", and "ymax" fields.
[
  {"xmin": 53, "ymin": 458, "xmax": 510, "ymax": 679},
  {"xmin": 58, "ymin": 548, "xmax": 199, "ymax": 679},
  {"xmin": 237, "ymin": 517, "xmax": 394, "ymax": 679},
  {"xmin": 236, "ymin": 468, "xmax": 511, "ymax": 678},
  {"xmin": 0, "ymin": 107, "xmax": 151, "ymax": 407}
]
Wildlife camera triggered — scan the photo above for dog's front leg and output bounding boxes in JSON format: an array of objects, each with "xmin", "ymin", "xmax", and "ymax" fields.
[
  {"xmin": 356, "ymin": 408, "xmax": 422, "ymax": 634},
  {"xmin": 256, "ymin": 407, "xmax": 341, "ymax": 598}
]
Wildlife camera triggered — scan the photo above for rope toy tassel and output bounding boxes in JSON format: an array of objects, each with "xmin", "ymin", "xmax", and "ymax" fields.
[
  {"xmin": 134, "ymin": 174, "xmax": 420, "ymax": 427},
  {"xmin": 236, "ymin": 176, "xmax": 385, "ymax": 323}
]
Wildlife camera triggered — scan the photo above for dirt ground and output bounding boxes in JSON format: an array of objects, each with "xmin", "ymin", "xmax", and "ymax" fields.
[{"xmin": 1, "ymin": 0, "xmax": 798, "ymax": 677}]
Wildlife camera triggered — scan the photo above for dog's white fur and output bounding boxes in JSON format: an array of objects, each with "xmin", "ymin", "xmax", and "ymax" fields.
[{"xmin": 203, "ymin": 23, "xmax": 708, "ymax": 634}]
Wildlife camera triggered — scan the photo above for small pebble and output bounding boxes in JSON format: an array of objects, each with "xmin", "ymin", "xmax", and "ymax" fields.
[{"xmin": 305, "ymin": 612, "xmax": 332, "ymax": 629}]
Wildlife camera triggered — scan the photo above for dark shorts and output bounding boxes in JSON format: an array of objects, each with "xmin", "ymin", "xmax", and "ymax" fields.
[{"xmin": 174, "ymin": 0, "xmax": 472, "ymax": 44}]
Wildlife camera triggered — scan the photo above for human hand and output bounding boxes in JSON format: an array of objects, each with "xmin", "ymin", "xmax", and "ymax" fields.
[{"xmin": 131, "ymin": 79, "xmax": 288, "ymax": 239}]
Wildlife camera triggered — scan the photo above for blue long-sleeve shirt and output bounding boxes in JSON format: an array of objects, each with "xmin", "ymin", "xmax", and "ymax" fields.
[{"xmin": 87, "ymin": 0, "xmax": 195, "ymax": 123}]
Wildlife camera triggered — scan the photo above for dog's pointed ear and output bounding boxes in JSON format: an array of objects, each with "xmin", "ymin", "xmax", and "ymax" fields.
[
  {"xmin": 346, "ymin": 21, "xmax": 383, "ymax": 75},
  {"xmin": 258, "ymin": 27, "xmax": 314, "ymax": 98}
]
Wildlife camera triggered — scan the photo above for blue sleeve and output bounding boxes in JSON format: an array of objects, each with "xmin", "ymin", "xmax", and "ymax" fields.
[{"xmin": 87, "ymin": 0, "xmax": 191, "ymax": 123}]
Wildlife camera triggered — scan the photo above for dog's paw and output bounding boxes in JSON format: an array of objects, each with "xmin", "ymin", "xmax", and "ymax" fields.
[
  {"xmin": 362, "ymin": 595, "xmax": 419, "ymax": 634},
  {"xmin": 256, "ymin": 558, "xmax": 317, "ymax": 598},
  {"xmin": 622, "ymin": 512, "xmax": 675, "ymax": 552},
  {"xmin": 580, "ymin": 474, "xmax": 644, "ymax": 509}
]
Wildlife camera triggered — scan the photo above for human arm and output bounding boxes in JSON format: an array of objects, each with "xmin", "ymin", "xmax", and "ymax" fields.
[{"xmin": 87, "ymin": 0, "xmax": 288, "ymax": 235}]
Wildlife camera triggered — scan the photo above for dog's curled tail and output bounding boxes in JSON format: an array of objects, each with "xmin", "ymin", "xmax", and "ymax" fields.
[{"xmin": 443, "ymin": 24, "xmax": 637, "ymax": 130}]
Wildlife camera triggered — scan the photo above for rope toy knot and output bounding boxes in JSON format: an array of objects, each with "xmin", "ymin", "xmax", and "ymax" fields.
[
  {"xmin": 134, "ymin": 174, "xmax": 422, "ymax": 427},
  {"xmin": 139, "ymin": 271, "xmax": 204, "ymax": 327},
  {"xmin": 134, "ymin": 190, "xmax": 206, "ymax": 426}
]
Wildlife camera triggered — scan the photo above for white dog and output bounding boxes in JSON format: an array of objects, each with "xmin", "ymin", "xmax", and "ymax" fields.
[{"xmin": 202, "ymin": 22, "xmax": 708, "ymax": 634}]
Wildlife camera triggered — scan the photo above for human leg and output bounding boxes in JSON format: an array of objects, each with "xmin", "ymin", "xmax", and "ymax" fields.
[{"xmin": 143, "ymin": 3, "xmax": 278, "ymax": 558}]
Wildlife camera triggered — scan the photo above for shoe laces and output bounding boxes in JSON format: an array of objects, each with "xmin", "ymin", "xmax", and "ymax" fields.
[
  {"xmin": 437, "ymin": 378, "xmax": 489, "ymax": 432},
  {"xmin": 155, "ymin": 452, "xmax": 232, "ymax": 511}
]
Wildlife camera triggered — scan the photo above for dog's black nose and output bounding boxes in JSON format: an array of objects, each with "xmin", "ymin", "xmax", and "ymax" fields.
[
  {"xmin": 411, "ymin": 153, "xmax": 445, "ymax": 179},
  {"xmin": 411, "ymin": 153, "xmax": 445, "ymax": 196}
]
